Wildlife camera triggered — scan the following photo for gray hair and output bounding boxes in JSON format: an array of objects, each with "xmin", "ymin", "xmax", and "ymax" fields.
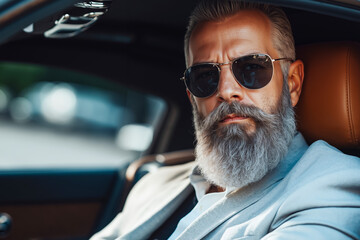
[{"xmin": 184, "ymin": 0, "xmax": 295, "ymax": 75}]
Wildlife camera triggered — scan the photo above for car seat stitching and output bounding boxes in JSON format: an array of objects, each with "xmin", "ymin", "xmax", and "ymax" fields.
[{"xmin": 345, "ymin": 46, "xmax": 355, "ymax": 144}]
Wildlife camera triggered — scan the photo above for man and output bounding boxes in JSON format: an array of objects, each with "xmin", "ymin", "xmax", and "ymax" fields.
[{"xmin": 92, "ymin": 1, "xmax": 360, "ymax": 239}]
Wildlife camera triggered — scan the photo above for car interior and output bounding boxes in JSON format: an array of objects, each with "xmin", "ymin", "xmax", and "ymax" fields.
[{"xmin": 0, "ymin": 0, "xmax": 359, "ymax": 239}]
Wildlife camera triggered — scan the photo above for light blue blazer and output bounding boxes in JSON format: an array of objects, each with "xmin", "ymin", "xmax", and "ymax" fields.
[{"xmin": 91, "ymin": 133, "xmax": 360, "ymax": 239}]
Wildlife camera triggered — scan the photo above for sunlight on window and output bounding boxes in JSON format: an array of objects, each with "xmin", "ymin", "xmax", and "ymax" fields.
[
  {"xmin": 116, "ymin": 124, "xmax": 154, "ymax": 152},
  {"xmin": 41, "ymin": 84, "xmax": 77, "ymax": 124}
]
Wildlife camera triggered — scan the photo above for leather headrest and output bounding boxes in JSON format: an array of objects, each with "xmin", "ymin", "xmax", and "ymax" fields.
[{"xmin": 295, "ymin": 42, "xmax": 360, "ymax": 153}]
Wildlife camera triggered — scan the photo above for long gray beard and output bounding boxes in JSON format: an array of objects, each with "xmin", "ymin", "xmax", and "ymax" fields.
[{"xmin": 192, "ymin": 86, "xmax": 296, "ymax": 189}]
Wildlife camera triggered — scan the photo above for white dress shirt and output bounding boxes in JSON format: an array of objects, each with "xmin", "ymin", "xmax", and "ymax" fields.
[{"xmin": 168, "ymin": 168, "xmax": 236, "ymax": 240}]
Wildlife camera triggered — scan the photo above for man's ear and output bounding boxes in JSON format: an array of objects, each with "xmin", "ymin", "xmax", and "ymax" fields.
[
  {"xmin": 186, "ymin": 89, "xmax": 193, "ymax": 103},
  {"xmin": 287, "ymin": 60, "xmax": 304, "ymax": 107}
]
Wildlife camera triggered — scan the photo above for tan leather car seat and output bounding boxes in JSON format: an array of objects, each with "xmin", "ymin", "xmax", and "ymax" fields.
[{"xmin": 296, "ymin": 41, "xmax": 360, "ymax": 154}]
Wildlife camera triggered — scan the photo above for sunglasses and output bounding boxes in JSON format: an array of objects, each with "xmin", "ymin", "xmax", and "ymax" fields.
[{"xmin": 181, "ymin": 53, "xmax": 293, "ymax": 98}]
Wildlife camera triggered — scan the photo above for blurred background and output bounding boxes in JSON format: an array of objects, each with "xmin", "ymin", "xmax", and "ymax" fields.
[{"xmin": 0, "ymin": 62, "xmax": 167, "ymax": 169}]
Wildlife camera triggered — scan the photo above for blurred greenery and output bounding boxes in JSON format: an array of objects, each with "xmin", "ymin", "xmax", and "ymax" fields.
[{"xmin": 0, "ymin": 61, "xmax": 126, "ymax": 96}]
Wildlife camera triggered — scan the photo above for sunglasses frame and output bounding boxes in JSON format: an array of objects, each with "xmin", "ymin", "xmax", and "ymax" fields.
[{"xmin": 181, "ymin": 53, "xmax": 294, "ymax": 98}]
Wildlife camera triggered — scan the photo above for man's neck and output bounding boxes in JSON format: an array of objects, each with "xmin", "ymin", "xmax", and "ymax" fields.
[{"xmin": 207, "ymin": 184, "xmax": 225, "ymax": 194}]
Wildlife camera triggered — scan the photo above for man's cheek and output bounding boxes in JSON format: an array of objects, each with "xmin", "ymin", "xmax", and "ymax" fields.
[{"xmin": 196, "ymin": 99, "xmax": 217, "ymax": 117}]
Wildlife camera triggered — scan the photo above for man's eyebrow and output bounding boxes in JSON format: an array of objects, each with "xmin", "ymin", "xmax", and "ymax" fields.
[
  {"xmin": 229, "ymin": 50, "xmax": 264, "ymax": 59},
  {"xmin": 191, "ymin": 51, "xmax": 266, "ymax": 65},
  {"xmin": 191, "ymin": 59, "xmax": 216, "ymax": 65}
]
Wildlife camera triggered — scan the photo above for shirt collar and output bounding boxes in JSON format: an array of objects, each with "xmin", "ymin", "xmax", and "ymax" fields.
[
  {"xmin": 189, "ymin": 167, "xmax": 210, "ymax": 200},
  {"xmin": 190, "ymin": 167, "xmax": 237, "ymax": 200}
]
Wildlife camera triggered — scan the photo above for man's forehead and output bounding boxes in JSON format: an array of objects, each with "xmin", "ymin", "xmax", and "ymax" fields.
[
  {"xmin": 190, "ymin": 42, "xmax": 266, "ymax": 64},
  {"xmin": 188, "ymin": 10, "xmax": 274, "ymax": 65}
]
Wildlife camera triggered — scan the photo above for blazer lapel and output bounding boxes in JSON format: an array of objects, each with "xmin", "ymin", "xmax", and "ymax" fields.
[
  {"xmin": 120, "ymin": 162, "xmax": 195, "ymax": 240},
  {"xmin": 176, "ymin": 176, "xmax": 278, "ymax": 240}
]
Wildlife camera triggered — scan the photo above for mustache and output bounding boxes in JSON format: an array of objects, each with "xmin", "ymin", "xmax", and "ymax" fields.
[{"xmin": 201, "ymin": 101, "xmax": 277, "ymax": 129}]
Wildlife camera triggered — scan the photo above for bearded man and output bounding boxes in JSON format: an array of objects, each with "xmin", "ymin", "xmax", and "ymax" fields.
[{"xmin": 91, "ymin": 1, "xmax": 360, "ymax": 239}]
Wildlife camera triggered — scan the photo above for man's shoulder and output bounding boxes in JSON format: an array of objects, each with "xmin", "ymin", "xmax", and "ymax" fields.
[
  {"xmin": 297, "ymin": 140, "xmax": 360, "ymax": 174},
  {"xmin": 280, "ymin": 139, "xmax": 360, "ymax": 205},
  {"xmin": 140, "ymin": 160, "xmax": 196, "ymax": 185},
  {"xmin": 127, "ymin": 160, "xmax": 195, "ymax": 198},
  {"xmin": 268, "ymin": 140, "xmax": 360, "ymax": 235},
  {"xmin": 281, "ymin": 135, "xmax": 360, "ymax": 187}
]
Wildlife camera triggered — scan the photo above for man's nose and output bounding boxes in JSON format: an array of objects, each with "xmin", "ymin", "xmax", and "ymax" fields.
[{"xmin": 217, "ymin": 66, "xmax": 245, "ymax": 103}]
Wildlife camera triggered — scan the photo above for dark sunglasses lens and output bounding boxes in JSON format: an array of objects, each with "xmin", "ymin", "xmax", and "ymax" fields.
[
  {"xmin": 185, "ymin": 64, "xmax": 219, "ymax": 98},
  {"xmin": 232, "ymin": 54, "xmax": 273, "ymax": 89}
]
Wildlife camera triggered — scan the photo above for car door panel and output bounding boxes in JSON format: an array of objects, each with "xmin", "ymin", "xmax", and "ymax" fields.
[{"xmin": 0, "ymin": 168, "xmax": 127, "ymax": 240}]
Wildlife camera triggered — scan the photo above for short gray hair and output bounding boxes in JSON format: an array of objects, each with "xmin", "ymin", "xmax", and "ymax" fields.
[{"xmin": 184, "ymin": 0, "xmax": 295, "ymax": 74}]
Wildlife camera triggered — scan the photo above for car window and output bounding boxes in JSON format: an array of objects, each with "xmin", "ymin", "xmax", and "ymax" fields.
[{"xmin": 0, "ymin": 61, "xmax": 167, "ymax": 169}]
